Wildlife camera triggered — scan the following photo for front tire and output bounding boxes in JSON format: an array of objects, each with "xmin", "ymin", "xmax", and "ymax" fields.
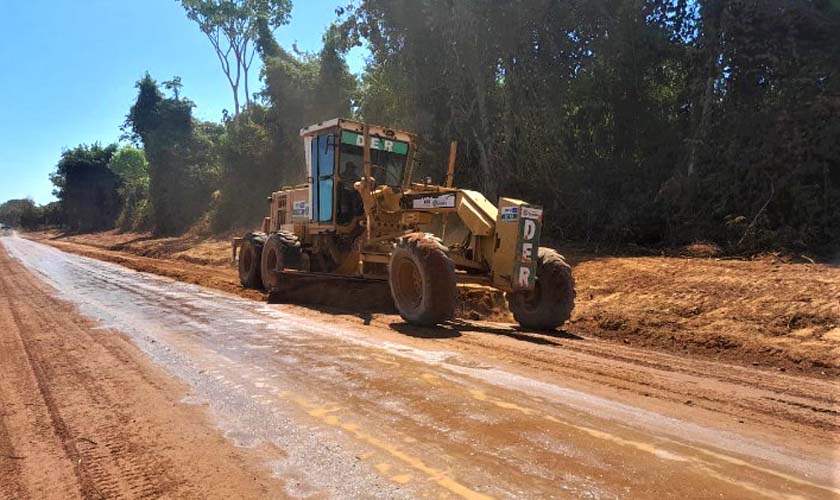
[
  {"xmin": 507, "ymin": 248, "xmax": 575, "ymax": 330},
  {"xmin": 389, "ymin": 233, "xmax": 456, "ymax": 326}
]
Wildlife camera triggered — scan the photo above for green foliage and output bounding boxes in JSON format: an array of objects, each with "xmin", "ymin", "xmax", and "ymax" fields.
[
  {"xmin": 0, "ymin": 199, "xmax": 36, "ymax": 228},
  {"xmin": 676, "ymin": 0, "xmax": 840, "ymax": 253},
  {"xmin": 110, "ymin": 146, "xmax": 151, "ymax": 230},
  {"xmin": 49, "ymin": 143, "xmax": 121, "ymax": 232},
  {"xmin": 0, "ymin": 199, "xmax": 63, "ymax": 230},
  {"xmin": 212, "ymin": 105, "xmax": 280, "ymax": 230},
  {"xmin": 210, "ymin": 21, "xmax": 358, "ymax": 231},
  {"xmin": 124, "ymin": 73, "xmax": 223, "ymax": 234},
  {"xmin": 32, "ymin": 1, "xmax": 839, "ymax": 255},
  {"xmin": 40, "ymin": 201, "xmax": 64, "ymax": 228},
  {"xmin": 342, "ymin": 0, "xmax": 840, "ymax": 253},
  {"xmin": 110, "ymin": 146, "xmax": 148, "ymax": 181},
  {"xmin": 179, "ymin": 0, "xmax": 293, "ymax": 115}
]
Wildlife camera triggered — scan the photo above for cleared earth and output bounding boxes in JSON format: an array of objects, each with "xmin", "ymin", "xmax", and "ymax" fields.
[
  {"xmin": 1, "ymin": 234, "xmax": 837, "ymax": 498},
  {"xmin": 27, "ymin": 229, "xmax": 840, "ymax": 376}
]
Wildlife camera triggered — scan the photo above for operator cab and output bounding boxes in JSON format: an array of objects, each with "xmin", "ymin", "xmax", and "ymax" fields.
[{"xmin": 300, "ymin": 119, "xmax": 415, "ymax": 229}]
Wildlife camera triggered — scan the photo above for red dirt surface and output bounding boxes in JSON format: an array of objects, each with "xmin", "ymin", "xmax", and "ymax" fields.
[
  {"xmin": 27, "ymin": 229, "xmax": 840, "ymax": 377},
  {"xmin": 7, "ymin": 231, "xmax": 840, "ymax": 495},
  {"xmin": 572, "ymin": 255, "xmax": 840, "ymax": 376},
  {"xmin": 0, "ymin": 244, "xmax": 288, "ymax": 499}
]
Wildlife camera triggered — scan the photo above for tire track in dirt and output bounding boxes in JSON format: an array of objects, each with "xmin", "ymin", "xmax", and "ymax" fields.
[
  {"xmin": 0, "ymin": 288, "xmax": 84, "ymax": 500},
  {"xmin": 449, "ymin": 332, "xmax": 840, "ymax": 436},
  {"xmin": 0, "ymin": 290, "xmax": 29, "ymax": 500},
  {"xmin": 0, "ymin": 243, "xmax": 288, "ymax": 500},
  {"xmin": 5, "ymin": 269, "xmax": 112, "ymax": 499},
  {"xmin": 5, "ymin": 256, "xmax": 206, "ymax": 500},
  {"xmin": 0, "ymin": 414, "xmax": 27, "ymax": 500},
  {"xmin": 356, "ymin": 314, "xmax": 839, "ymax": 446}
]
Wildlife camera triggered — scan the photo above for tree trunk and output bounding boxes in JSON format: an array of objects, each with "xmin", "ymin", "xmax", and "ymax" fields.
[
  {"xmin": 472, "ymin": 67, "xmax": 497, "ymax": 199},
  {"xmin": 686, "ymin": 0, "xmax": 724, "ymax": 177},
  {"xmin": 473, "ymin": 133, "xmax": 494, "ymax": 199},
  {"xmin": 244, "ymin": 70, "xmax": 250, "ymax": 109},
  {"xmin": 232, "ymin": 83, "xmax": 241, "ymax": 116}
]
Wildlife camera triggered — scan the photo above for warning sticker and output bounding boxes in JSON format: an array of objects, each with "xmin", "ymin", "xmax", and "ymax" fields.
[
  {"xmin": 292, "ymin": 200, "xmax": 308, "ymax": 217},
  {"xmin": 500, "ymin": 206, "xmax": 519, "ymax": 222},
  {"xmin": 520, "ymin": 206, "xmax": 543, "ymax": 220},
  {"xmin": 411, "ymin": 193, "xmax": 456, "ymax": 209}
]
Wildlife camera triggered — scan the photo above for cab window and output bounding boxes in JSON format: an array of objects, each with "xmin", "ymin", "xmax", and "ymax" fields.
[{"xmin": 339, "ymin": 131, "xmax": 408, "ymax": 187}]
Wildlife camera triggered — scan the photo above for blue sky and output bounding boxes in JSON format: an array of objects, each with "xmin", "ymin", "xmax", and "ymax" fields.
[{"xmin": 0, "ymin": 0, "xmax": 367, "ymax": 205}]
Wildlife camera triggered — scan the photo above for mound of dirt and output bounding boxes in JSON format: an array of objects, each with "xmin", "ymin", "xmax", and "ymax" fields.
[
  {"xmin": 681, "ymin": 241, "xmax": 722, "ymax": 258},
  {"xmin": 570, "ymin": 255, "xmax": 840, "ymax": 375},
  {"xmin": 43, "ymin": 230, "xmax": 237, "ymax": 266},
  {"xmin": 270, "ymin": 274, "xmax": 396, "ymax": 314},
  {"xmin": 271, "ymin": 276, "xmax": 512, "ymax": 323}
]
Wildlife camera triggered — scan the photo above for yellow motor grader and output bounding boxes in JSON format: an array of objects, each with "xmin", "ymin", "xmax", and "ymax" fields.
[{"xmin": 233, "ymin": 118, "xmax": 574, "ymax": 328}]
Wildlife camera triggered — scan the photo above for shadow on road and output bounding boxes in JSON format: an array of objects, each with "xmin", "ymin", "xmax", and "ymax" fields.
[
  {"xmin": 388, "ymin": 322, "xmax": 462, "ymax": 339},
  {"xmin": 388, "ymin": 319, "xmax": 583, "ymax": 345}
]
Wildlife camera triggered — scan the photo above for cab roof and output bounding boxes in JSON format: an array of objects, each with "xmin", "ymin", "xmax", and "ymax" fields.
[{"xmin": 299, "ymin": 118, "xmax": 415, "ymax": 145}]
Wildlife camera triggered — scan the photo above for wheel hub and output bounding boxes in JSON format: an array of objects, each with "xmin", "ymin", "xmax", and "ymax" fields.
[{"xmin": 396, "ymin": 258, "xmax": 423, "ymax": 308}]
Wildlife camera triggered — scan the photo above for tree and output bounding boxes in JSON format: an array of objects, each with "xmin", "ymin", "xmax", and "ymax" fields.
[
  {"xmin": 110, "ymin": 146, "xmax": 149, "ymax": 181},
  {"xmin": 342, "ymin": 0, "xmax": 839, "ymax": 253},
  {"xmin": 163, "ymin": 76, "xmax": 184, "ymax": 100},
  {"xmin": 208, "ymin": 21, "xmax": 357, "ymax": 231},
  {"xmin": 179, "ymin": 0, "xmax": 292, "ymax": 115},
  {"xmin": 0, "ymin": 199, "xmax": 38, "ymax": 228},
  {"xmin": 18, "ymin": 202, "xmax": 44, "ymax": 230},
  {"xmin": 50, "ymin": 144, "xmax": 121, "ymax": 232},
  {"xmin": 110, "ymin": 146, "xmax": 152, "ymax": 230},
  {"xmin": 124, "ymin": 73, "xmax": 223, "ymax": 234}
]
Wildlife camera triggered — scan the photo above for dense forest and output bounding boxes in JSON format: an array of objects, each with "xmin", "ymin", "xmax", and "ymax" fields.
[{"xmin": 3, "ymin": 0, "xmax": 838, "ymax": 255}]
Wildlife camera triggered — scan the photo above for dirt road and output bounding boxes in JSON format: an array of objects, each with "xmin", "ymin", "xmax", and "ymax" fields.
[
  {"xmin": 0, "ymin": 239, "xmax": 286, "ymax": 499},
  {"xmin": 1, "ymin": 235, "xmax": 838, "ymax": 498},
  {"xmin": 28, "ymin": 230, "xmax": 840, "ymax": 376}
]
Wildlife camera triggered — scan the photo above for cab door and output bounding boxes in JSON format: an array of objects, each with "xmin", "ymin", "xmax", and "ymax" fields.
[{"xmin": 310, "ymin": 134, "xmax": 335, "ymax": 223}]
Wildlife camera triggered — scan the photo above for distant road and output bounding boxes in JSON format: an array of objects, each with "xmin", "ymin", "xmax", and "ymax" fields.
[{"xmin": 1, "ymin": 235, "xmax": 838, "ymax": 499}]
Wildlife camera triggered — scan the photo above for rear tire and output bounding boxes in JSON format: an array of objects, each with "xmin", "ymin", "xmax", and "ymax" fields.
[
  {"xmin": 261, "ymin": 231, "xmax": 301, "ymax": 292},
  {"xmin": 389, "ymin": 233, "xmax": 456, "ymax": 326},
  {"xmin": 507, "ymin": 248, "xmax": 575, "ymax": 330},
  {"xmin": 238, "ymin": 233, "xmax": 265, "ymax": 289}
]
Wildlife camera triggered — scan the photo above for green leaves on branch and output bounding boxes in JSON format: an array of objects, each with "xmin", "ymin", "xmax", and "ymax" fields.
[
  {"xmin": 110, "ymin": 147, "xmax": 151, "ymax": 231},
  {"xmin": 179, "ymin": 0, "xmax": 293, "ymax": 115}
]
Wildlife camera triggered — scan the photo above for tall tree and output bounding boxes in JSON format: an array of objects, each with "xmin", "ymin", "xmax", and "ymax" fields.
[
  {"xmin": 209, "ymin": 21, "xmax": 357, "ymax": 231},
  {"xmin": 179, "ymin": 0, "xmax": 292, "ymax": 115},
  {"xmin": 124, "ymin": 73, "xmax": 223, "ymax": 234}
]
